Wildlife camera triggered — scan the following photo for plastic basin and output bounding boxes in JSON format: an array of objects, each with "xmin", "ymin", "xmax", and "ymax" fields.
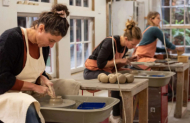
[{"xmin": 119, "ymin": 70, "xmax": 175, "ymax": 87}]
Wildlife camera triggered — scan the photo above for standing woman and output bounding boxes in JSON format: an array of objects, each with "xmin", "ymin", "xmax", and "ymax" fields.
[
  {"xmin": 0, "ymin": 4, "xmax": 69, "ymax": 123},
  {"xmin": 133, "ymin": 11, "xmax": 184, "ymax": 69},
  {"xmin": 84, "ymin": 19, "xmax": 142, "ymax": 123}
]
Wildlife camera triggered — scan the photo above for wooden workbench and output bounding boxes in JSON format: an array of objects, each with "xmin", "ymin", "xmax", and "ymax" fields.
[
  {"xmin": 78, "ymin": 79, "xmax": 149, "ymax": 123},
  {"xmin": 150, "ymin": 62, "xmax": 189, "ymax": 118}
]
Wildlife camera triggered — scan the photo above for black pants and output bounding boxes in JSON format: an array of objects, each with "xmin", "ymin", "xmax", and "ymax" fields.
[{"xmin": 83, "ymin": 68, "xmax": 121, "ymax": 116}]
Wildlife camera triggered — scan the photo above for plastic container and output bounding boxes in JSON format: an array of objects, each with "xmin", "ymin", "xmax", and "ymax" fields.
[
  {"xmin": 34, "ymin": 95, "xmax": 119, "ymax": 123},
  {"xmin": 77, "ymin": 102, "xmax": 106, "ymax": 109},
  {"xmin": 119, "ymin": 70, "xmax": 175, "ymax": 87}
]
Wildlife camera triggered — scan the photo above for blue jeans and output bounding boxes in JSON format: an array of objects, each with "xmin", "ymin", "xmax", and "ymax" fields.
[{"xmin": 26, "ymin": 103, "xmax": 41, "ymax": 123}]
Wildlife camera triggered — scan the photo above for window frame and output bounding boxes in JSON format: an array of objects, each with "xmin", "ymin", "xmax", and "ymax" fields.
[
  {"xmin": 69, "ymin": 0, "xmax": 92, "ymax": 9},
  {"xmin": 20, "ymin": 0, "xmax": 53, "ymax": 3},
  {"xmin": 161, "ymin": 0, "xmax": 190, "ymax": 55},
  {"xmin": 70, "ymin": 17, "xmax": 93, "ymax": 73}
]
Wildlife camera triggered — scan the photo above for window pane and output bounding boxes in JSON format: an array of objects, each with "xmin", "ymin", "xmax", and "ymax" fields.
[
  {"xmin": 186, "ymin": 7, "xmax": 190, "ymax": 24},
  {"xmin": 70, "ymin": 19, "xmax": 74, "ymax": 42},
  {"xmin": 76, "ymin": 0, "xmax": 81, "ymax": 6},
  {"xmin": 172, "ymin": 28, "xmax": 184, "ymax": 45},
  {"xmin": 17, "ymin": 17, "xmax": 26, "ymax": 27},
  {"xmin": 28, "ymin": 17, "xmax": 38, "ymax": 27},
  {"xmin": 84, "ymin": 0, "xmax": 88, "ymax": 7},
  {"xmin": 185, "ymin": 29, "xmax": 190, "ymax": 45},
  {"xmin": 70, "ymin": 44, "xmax": 75, "ymax": 69},
  {"xmin": 187, "ymin": 0, "xmax": 190, "ymax": 5},
  {"xmin": 162, "ymin": 8, "xmax": 170, "ymax": 24},
  {"xmin": 70, "ymin": 0, "xmax": 73, "ymax": 5},
  {"xmin": 29, "ymin": 0, "xmax": 38, "ymax": 1},
  {"xmin": 185, "ymin": 47, "xmax": 190, "ymax": 53},
  {"xmin": 84, "ymin": 20, "xmax": 89, "ymax": 41},
  {"xmin": 76, "ymin": 44, "xmax": 82, "ymax": 67},
  {"xmin": 41, "ymin": 0, "xmax": 50, "ymax": 2},
  {"xmin": 171, "ymin": 8, "xmax": 184, "ymax": 24},
  {"xmin": 76, "ymin": 19, "xmax": 82, "ymax": 42},
  {"xmin": 172, "ymin": 0, "xmax": 184, "ymax": 6},
  {"xmin": 84, "ymin": 43, "xmax": 89, "ymax": 62},
  {"xmin": 46, "ymin": 55, "xmax": 51, "ymax": 67},
  {"xmin": 163, "ymin": 29, "xmax": 171, "ymax": 40},
  {"xmin": 162, "ymin": 0, "xmax": 170, "ymax": 6}
]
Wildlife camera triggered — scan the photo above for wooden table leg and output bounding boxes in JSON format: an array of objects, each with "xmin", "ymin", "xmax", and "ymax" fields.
[
  {"xmin": 121, "ymin": 91, "xmax": 133, "ymax": 123},
  {"xmin": 183, "ymin": 68, "xmax": 189, "ymax": 107},
  {"xmin": 174, "ymin": 72, "xmax": 184, "ymax": 118},
  {"xmin": 133, "ymin": 95, "xmax": 139, "ymax": 119},
  {"xmin": 138, "ymin": 88, "xmax": 148, "ymax": 123}
]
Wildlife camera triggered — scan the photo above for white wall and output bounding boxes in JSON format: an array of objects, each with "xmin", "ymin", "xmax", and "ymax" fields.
[
  {"xmin": 0, "ymin": 1, "xmax": 17, "ymax": 34},
  {"xmin": 94, "ymin": 0, "xmax": 106, "ymax": 46}
]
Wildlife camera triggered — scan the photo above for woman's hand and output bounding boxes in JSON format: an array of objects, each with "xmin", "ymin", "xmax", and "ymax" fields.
[
  {"xmin": 176, "ymin": 47, "xmax": 185, "ymax": 52},
  {"xmin": 40, "ymin": 75, "xmax": 55, "ymax": 98},
  {"xmin": 32, "ymin": 84, "xmax": 49, "ymax": 95},
  {"xmin": 128, "ymin": 56, "xmax": 138, "ymax": 62},
  {"xmin": 116, "ymin": 58, "xmax": 130, "ymax": 65}
]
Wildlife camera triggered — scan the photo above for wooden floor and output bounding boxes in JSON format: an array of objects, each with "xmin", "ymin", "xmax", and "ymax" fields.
[{"xmin": 71, "ymin": 71, "xmax": 190, "ymax": 123}]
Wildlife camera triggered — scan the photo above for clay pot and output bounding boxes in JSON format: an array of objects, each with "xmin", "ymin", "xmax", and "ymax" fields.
[{"xmin": 49, "ymin": 96, "xmax": 63, "ymax": 104}]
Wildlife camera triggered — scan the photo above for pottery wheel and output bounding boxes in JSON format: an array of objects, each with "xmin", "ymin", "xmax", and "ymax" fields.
[{"xmin": 40, "ymin": 99, "xmax": 76, "ymax": 108}]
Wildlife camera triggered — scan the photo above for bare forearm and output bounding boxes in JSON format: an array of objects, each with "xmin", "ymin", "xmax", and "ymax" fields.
[
  {"xmin": 104, "ymin": 60, "xmax": 120, "ymax": 68},
  {"xmin": 20, "ymin": 81, "xmax": 36, "ymax": 91}
]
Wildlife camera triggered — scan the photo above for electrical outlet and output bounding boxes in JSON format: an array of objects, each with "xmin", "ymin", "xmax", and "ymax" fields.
[
  {"xmin": 2, "ymin": 0, "xmax": 10, "ymax": 6},
  {"xmin": 150, "ymin": 107, "xmax": 155, "ymax": 113}
]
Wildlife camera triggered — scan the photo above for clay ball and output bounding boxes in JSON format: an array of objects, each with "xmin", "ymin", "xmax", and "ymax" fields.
[
  {"xmin": 130, "ymin": 70, "xmax": 139, "ymax": 75},
  {"xmin": 98, "ymin": 73, "xmax": 106, "ymax": 82},
  {"xmin": 108, "ymin": 74, "xmax": 117, "ymax": 84},
  {"xmin": 124, "ymin": 73, "xmax": 130, "ymax": 76},
  {"xmin": 99, "ymin": 74, "xmax": 109, "ymax": 83},
  {"xmin": 117, "ymin": 74, "xmax": 126, "ymax": 84},
  {"xmin": 125, "ymin": 74, "xmax": 134, "ymax": 83}
]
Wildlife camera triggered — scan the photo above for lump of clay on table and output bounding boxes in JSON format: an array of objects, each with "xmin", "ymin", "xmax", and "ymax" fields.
[
  {"xmin": 98, "ymin": 73, "xmax": 106, "ymax": 82},
  {"xmin": 117, "ymin": 74, "xmax": 126, "ymax": 84},
  {"xmin": 130, "ymin": 70, "xmax": 139, "ymax": 75},
  {"xmin": 125, "ymin": 74, "xmax": 134, "ymax": 83},
  {"xmin": 99, "ymin": 74, "xmax": 109, "ymax": 83},
  {"xmin": 108, "ymin": 74, "xmax": 117, "ymax": 84}
]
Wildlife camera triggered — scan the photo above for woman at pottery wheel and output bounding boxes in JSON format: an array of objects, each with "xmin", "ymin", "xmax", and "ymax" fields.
[
  {"xmin": 0, "ymin": 4, "xmax": 69, "ymax": 123},
  {"xmin": 132, "ymin": 11, "xmax": 184, "ymax": 70},
  {"xmin": 84, "ymin": 19, "xmax": 142, "ymax": 123}
]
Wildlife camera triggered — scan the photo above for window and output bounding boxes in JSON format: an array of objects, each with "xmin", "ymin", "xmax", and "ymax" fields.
[
  {"xmin": 70, "ymin": 0, "xmax": 89, "ymax": 7},
  {"xmin": 70, "ymin": 18, "xmax": 92, "ymax": 73},
  {"xmin": 29, "ymin": 0, "xmax": 50, "ymax": 2},
  {"xmin": 17, "ymin": 15, "xmax": 55, "ymax": 75},
  {"xmin": 161, "ymin": 0, "xmax": 190, "ymax": 55}
]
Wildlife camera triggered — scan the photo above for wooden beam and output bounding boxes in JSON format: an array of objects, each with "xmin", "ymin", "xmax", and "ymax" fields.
[
  {"xmin": 106, "ymin": 0, "xmax": 110, "ymax": 37},
  {"xmin": 92, "ymin": 0, "xmax": 95, "ymax": 11},
  {"xmin": 54, "ymin": 0, "xmax": 59, "ymax": 78}
]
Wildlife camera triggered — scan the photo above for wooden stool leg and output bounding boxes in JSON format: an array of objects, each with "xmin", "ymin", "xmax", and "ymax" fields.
[
  {"xmin": 139, "ymin": 88, "xmax": 148, "ymax": 123},
  {"xmin": 133, "ymin": 95, "xmax": 139, "ymax": 120}
]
